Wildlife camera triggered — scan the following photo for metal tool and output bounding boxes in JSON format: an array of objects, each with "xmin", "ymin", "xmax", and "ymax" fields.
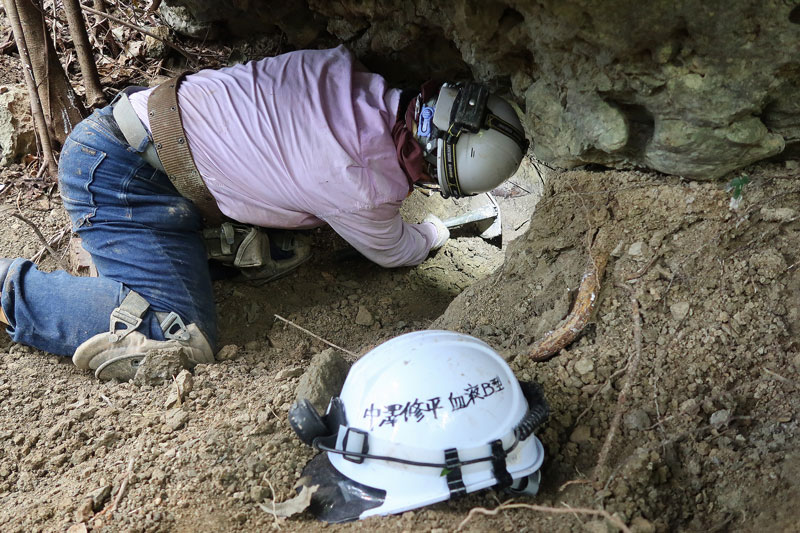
[
  {"xmin": 335, "ymin": 193, "xmax": 503, "ymax": 261},
  {"xmin": 442, "ymin": 193, "xmax": 502, "ymax": 244}
]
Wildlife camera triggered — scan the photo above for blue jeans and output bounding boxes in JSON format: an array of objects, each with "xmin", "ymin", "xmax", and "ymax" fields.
[{"xmin": 1, "ymin": 106, "xmax": 217, "ymax": 356}]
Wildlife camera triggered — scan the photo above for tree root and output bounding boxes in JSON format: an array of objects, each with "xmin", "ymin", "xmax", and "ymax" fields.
[{"xmin": 528, "ymin": 249, "xmax": 609, "ymax": 361}]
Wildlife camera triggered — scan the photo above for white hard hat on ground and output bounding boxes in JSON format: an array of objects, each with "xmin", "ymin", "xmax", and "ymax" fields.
[{"xmin": 289, "ymin": 330, "xmax": 548, "ymax": 522}]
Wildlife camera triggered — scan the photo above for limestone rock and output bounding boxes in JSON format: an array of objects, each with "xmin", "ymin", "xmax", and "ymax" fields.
[
  {"xmin": 134, "ymin": 346, "xmax": 188, "ymax": 386},
  {"xmin": 355, "ymin": 305, "xmax": 374, "ymax": 326},
  {"xmin": 164, "ymin": 369, "xmax": 194, "ymax": 409},
  {"xmin": 294, "ymin": 348, "xmax": 350, "ymax": 412},
  {"xmin": 149, "ymin": 0, "xmax": 800, "ymax": 179},
  {"xmin": 0, "ymin": 85, "xmax": 35, "ymax": 166}
]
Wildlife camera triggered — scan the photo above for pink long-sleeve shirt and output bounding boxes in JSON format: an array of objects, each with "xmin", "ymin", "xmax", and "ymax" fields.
[{"xmin": 129, "ymin": 45, "xmax": 437, "ymax": 267}]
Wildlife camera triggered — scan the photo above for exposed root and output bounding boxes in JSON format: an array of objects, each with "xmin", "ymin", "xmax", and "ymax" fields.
[
  {"xmin": 595, "ymin": 285, "xmax": 643, "ymax": 480},
  {"xmin": 456, "ymin": 501, "xmax": 630, "ymax": 532},
  {"xmin": 528, "ymin": 250, "xmax": 608, "ymax": 361}
]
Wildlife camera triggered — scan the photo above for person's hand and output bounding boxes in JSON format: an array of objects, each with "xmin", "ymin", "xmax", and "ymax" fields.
[{"xmin": 423, "ymin": 214, "xmax": 450, "ymax": 251}]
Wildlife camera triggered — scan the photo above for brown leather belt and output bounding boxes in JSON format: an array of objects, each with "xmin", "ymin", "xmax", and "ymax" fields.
[{"xmin": 146, "ymin": 73, "xmax": 224, "ymax": 225}]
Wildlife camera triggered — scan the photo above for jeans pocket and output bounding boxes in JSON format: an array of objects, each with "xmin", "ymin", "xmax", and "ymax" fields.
[{"xmin": 59, "ymin": 137, "xmax": 106, "ymax": 228}]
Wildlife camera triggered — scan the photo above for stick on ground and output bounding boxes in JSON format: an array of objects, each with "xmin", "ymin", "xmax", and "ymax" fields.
[
  {"xmin": 457, "ymin": 501, "xmax": 631, "ymax": 532},
  {"xmin": 595, "ymin": 284, "xmax": 643, "ymax": 479},
  {"xmin": 273, "ymin": 314, "xmax": 357, "ymax": 358}
]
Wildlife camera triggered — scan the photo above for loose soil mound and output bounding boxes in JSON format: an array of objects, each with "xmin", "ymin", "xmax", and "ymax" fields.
[
  {"xmin": 436, "ymin": 164, "xmax": 800, "ymax": 531},
  {"xmin": 0, "ymin": 161, "xmax": 798, "ymax": 532}
]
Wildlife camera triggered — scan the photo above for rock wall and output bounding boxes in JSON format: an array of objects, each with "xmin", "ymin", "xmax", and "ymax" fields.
[{"xmin": 160, "ymin": 0, "xmax": 800, "ymax": 180}]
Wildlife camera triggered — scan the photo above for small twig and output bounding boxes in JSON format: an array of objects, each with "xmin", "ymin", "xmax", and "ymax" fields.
[
  {"xmin": 595, "ymin": 285, "xmax": 643, "ymax": 479},
  {"xmin": 30, "ymin": 224, "xmax": 71, "ymax": 263},
  {"xmin": 96, "ymin": 457, "xmax": 135, "ymax": 518},
  {"xmin": 79, "ymin": 4, "xmax": 195, "ymax": 63},
  {"xmin": 457, "ymin": 501, "xmax": 630, "ymax": 532},
  {"xmin": 0, "ymin": 182, "xmax": 13, "ymax": 198},
  {"xmin": 513, "ymin": 219, "xmax": 530, "ymax": 231},
  {"xmin": 508, "ymin": 179, "xmax": 531, "ymax": 194},
  {"xmin": 624, "ymin": 245, "xmax": 663, "ymax": 282},
  {"xmin": 273, "ymin": 314, "xmax": 357, "ymax": 358},
  {"xmin": 558, "ymin": 478, "xmax": 594, "ymax": 492},
  {"xmin": 2, "ymin": 207, "xmax": 69, "ymax": 270},
  {"xmin": 575, "ymin": 364, "xmax": 628, "ymax": 425},
  {"xmin": 265, "ymin": 402, "xmax": 281, "ymax": 421},
  {"xmin": 261, "ymin": 474, "xmax": 282, "ymax": 530},
  {"xmin": 763, "ymin": 368, "xmax": 799, "ymax": 389}
]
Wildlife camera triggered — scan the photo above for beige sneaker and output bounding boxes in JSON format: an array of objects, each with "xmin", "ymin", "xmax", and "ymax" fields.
[{"xmin": 73, "ymin": 323, "xmax": 214, "ymax": 381}]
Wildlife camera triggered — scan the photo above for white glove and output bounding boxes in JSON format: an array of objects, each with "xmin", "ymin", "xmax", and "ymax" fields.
[{"xmin": 424, "ymin": 214, "xmax": 450, "ymax": 251}]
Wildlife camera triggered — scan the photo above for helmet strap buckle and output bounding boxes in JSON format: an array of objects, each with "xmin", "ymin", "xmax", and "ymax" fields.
[
  {"xmin": 444, "ymin": 448, "xmax": 467, "ymax": 497},
  {"xmin": 342, "ymin": 427, "xmax": 369, "ymax": 464}
]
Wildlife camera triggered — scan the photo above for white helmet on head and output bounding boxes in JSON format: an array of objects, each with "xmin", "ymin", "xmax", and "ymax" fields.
[
  {"xmin": 289, "ymin": 330, "xmax": 548, "ymax": 523},
  {"xmin": 416, "ymin": 83, "xmax": 529, "ymax": 198}
]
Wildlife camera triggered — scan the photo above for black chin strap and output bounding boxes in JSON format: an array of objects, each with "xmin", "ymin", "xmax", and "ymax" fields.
[
  {"xmin": 444, "ymin": 448, "xmax": 467, "ymax": 497},
  {"xmin": 490, "ymin": 439, "xmax": 513, "ymax": 490}
]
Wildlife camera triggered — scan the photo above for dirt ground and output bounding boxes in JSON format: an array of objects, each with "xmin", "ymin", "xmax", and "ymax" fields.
[
  {"xmin": 1, "ymin": 147, "xmax": 798, "ymax": 532},
  {"xmin": 1, "ymin": 27, "xmax": 800, "ymax": 533}
]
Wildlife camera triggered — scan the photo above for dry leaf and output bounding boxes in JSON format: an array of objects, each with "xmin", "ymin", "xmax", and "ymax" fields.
[{"xmin": 258, "ymin": 484, "xmax": 318, "ymax": 518}]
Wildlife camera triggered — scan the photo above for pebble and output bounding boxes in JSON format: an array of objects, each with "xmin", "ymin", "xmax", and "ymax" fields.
[
  {"xmin": 574, "ymin": 358, "xmax": 594, "ymax": 375},
  {"xmin": 164, "ymin": 370, "xmax": 194, "ymax": 409},
  {"xmin": 355, "ymin": 306, "xmax": 375, "ymax": 326},
  {"xmin": 74, "ymin": 499, "xmax": 93, "ymax": 523},
  {"xmin": 680, "ymin": 398, "xmax": 700, "ymax": 416},
  {"xmin": 85, "ymin": 485, "xmax": 111, "ymax": 511},
  {"xmin": 295, "ymin": 349, "xmax": 351, "ymax": 412},
  {"xmin": 625, "ymin": 408, "xmax": 652, "ymax": 430},
  {"xmin": 631, "ymin": 516, "xmax": 656, "ymax": 533},
  {"xmin": 628, "ymin": 241, "xmax": 646, "ymax": 256},
  {"xmin": 134, "ymin": 347, "xmax": 186, "ymax": 386},
  {"xmin": 569, "ymin": 425, "xmax": 591, "ymax": 443},
  {"xmin": 670, "ymin": 302, "xmax": 690, "ymax": 321},
  {"xmin": 216, "ymin": 344, "xmax": 240, "ymax": 361},
  {"xmin": 759, "ymin": 207, "xmax": 796, "ymax": 223},
  {"xmin": 164, "ymin": 409, "xmax": 190, "ymax": 432},
  {"xmin": 276, "ymin": 367, "xmax": 304, "ymax": 380},
  {"xmin": 710, "ymin": 409, "xmax": 731, "ymax": 426}
]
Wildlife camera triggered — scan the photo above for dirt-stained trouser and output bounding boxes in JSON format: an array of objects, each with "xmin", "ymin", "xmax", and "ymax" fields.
[{"xmin": 0, "ymin": 106, "xmax": 217, "ymax": 374}]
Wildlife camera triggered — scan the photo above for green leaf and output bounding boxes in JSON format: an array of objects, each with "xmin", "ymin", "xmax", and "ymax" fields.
[{"xmin": 726, "ymin": 175, "xmax": 750, "ymax": 200}]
